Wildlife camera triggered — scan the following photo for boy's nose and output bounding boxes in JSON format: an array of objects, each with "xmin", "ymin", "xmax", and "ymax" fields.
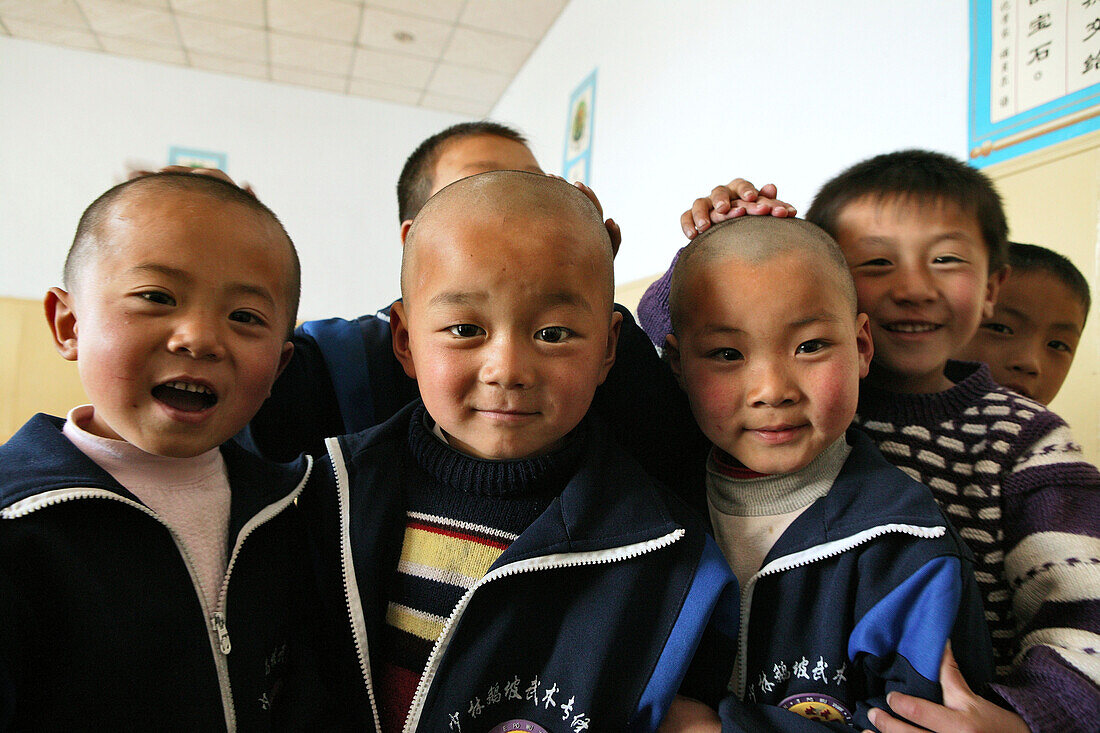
[
  {"xmin": 1006, "ymin": 345, "xmax": 1040, "ymax": 377},
  {"xmin": 480, "ymin": 337, "xmax": 534, "ymax": 389},
  {"xmin": 891, "ymin": 265, "xmax": 937, "ymax": 304},
  {"xmin": 167, "ymin": 315, "xmax": 226, "ymax": 361},
  {"xmin": 748, "ymin": 359, "xmax": 799, "ymax": 407}
]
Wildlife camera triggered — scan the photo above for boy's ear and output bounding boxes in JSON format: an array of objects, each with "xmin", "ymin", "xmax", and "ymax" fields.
[
  {"xmin": 44, "ymin": 287, "xmax": 79, "ymax": 361},
  {"xmin": 596, "ymin": 310, "xmax": 623, "ymax": 384},
  {"xmin": 855, "ymin": 313, "xmax": 874, "ymax": 379},
  {"xmin": 389, "ymin": 301, "xmax": 418, "ymax": 379},
  {"xmin": 983, "ymin": 265, "xmax": 1010, "ymax": 319},
  {"xmin": 399, "ymin": 219, "xmax": 414, "ymax": 245},
  {"xmin": 665, "ymin": 333, "xmax": 686, "ymax": 390},
  {"xmin": 274, "ymin": 341, "xmax": 294, "ymax": 381}
]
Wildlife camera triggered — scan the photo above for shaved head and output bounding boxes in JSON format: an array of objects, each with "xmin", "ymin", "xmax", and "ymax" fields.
[
  {"xmin": 669, "ymin": 217, "xmax": 856, "ymax": 333},
  {"xmin": 402, "ymin": 170, "xmax": 614, "ymax": 306},
  {"xmin": 66, "ymin": 172, "xmax": 300, "ymax": 327}
]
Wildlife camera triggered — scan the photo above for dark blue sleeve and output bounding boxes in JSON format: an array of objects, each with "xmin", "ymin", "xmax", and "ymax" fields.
[
  {"xmin": 238, "ymin": 324, "xmax": 345, "ymax": 462},
  {"xmin": 846, "ymin": 554, "xmax": 993, "ymax": 730},
  {"xmin": 630, "ymin": 536, "xmax": 739, "ymax": 731},
  {"xmin": 593, "ymin": 307, "xmax": 708, "ymax": 510}
]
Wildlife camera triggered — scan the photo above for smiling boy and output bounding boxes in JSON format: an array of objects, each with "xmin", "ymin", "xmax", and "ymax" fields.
[
  {"xmin": 957, "ymin": 242, "xmax": 1091, "ymax": 405},
  {"xmin": 0, "ymin": 173, "xmax": 322, "ymax": 729},
  {"xmin": 662, "ymin": 217, "xmax": 991, "ymax": 731},
  {"xmin": 304, "ymin": 171, "xmax": 737, "ymax": 732}
]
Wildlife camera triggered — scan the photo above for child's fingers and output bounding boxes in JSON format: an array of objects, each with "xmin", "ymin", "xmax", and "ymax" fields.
[
  {"xmin": 724, "ymin": 178, "xmax": 760, "ymax": 202},
  {"xmin": 936, "ymin": 641, "xmax": 976, "ymax": 709},
  {"xmin": 868, "ymin": 703, "xmax": 937, "ymax": 732},
  {"xmin": 605, "ymin": 219, "xmax": 621, "ymax": 257},
  {"xmin": 709, "ymin": 186, "xmax": 733, "ymax": 214},
  {"xmin": 759, "ymin": 183, "xmax": 779, "ymax": 199}
]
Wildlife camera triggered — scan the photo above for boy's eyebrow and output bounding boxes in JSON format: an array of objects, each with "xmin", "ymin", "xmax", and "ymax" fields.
[
  {"xmin": 427, "ymin": 289, "xmax": 592, "ymax": 312},
  {"xmin": 130, "ymin": 263, "xmax": 278, "ymax": 307},
  {"xmin": 790, "ymin": 312, "xmax": 845, "ymax": 327},
  {"xmin": 999, "ymin": 305, "xmax": 1082, "ymax": 333}
]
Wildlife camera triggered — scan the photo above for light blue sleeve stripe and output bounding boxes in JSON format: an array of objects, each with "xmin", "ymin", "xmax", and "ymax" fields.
[
  {"xmin": 299, "ymin": 318, "xmax": 375, "ymax": 434},
  {"xmin": 848, "ymin": 555, "xmax": 962, "ymax": 681},
  {"xmin": 629, "ymin": 535, "xmax": 739, "ymax": 732}
]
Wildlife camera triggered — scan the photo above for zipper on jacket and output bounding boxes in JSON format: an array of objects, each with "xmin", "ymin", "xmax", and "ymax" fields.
[
  {"xmin": 2, "ymin": 463, "xmax": 311, "ymax": 732},
  {"xmin": 326, "ymin": 438, "xmax": 383, "ymax": 732},
  {"xmin": 326, "ymin": 439, "xmax": 686, "ymax": 733},
  {"xmin": 400, "ymin": 528, "xmax": 686, "ymax": 732},
  {"xmin": 732, "ymin": 522, "xmax": 947, "ymax": 698}
]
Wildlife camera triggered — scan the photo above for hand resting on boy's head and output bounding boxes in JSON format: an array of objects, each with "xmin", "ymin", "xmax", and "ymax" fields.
[{"xmin": 681, "ymin": 179, "xmax": 797, "ymax": 238}]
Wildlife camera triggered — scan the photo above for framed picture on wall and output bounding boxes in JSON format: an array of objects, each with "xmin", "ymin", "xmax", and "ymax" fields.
[
  {"xmin": 969, "ymin": 1, "xmax": 1100, "ymax": 167},
  {"xmin": 169, "ymin": 146, "xmax": 227, "ymax": 170},
  {"xmin": 562, "ymin": 69, "xmax": 596, "ymax": 184}
]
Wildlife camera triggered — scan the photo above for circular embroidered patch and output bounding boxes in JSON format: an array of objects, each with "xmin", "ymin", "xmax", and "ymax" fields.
[
  {"xmin": 487, "ymin": 720, "xmax": 549, "ymax": 733},
  {"xmin": 778, "ymin": 693, "xmax": 853, "ymax": 723}
]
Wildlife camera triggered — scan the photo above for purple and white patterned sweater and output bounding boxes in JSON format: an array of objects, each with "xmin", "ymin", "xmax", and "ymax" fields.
[{"xmin": 855, "ymin": 361, "xmax": 1100, "ymax": 731}]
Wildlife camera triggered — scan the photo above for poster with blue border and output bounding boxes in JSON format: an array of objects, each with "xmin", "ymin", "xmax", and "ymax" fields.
[
  {"xmin": 169, "ymin": 146, "xmax": 227, "ymax": 170},
  {"xmin": 563, "ymin": 69, "xmax": 596, "ymax": 184},
  {"xmin": 969, "ymin": 1, "xmax": 1100, "ymax": 167}
]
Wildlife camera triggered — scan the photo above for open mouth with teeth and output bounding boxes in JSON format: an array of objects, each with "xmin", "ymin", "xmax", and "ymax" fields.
[
  {"xmin": 884, "ymin": 323, "xmax": 941, "ymax": 333},
  {"xmin": 152, "ymin": 381, "xmax": 218, "ymax": 412}
]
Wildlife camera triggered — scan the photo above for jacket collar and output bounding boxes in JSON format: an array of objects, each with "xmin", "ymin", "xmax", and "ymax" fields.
[
  {"xmin": 764, "ymin": 427, "xmax": 948, "ymax": 559},
  {"xmin": 1, "ymin": 413, "xmax": 310, "ymax": 528}
]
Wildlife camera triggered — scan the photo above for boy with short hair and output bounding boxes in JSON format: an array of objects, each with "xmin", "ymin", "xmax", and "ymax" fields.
[
  {"xmin": 662, "ymin": 216, "xmax": 991, "ymax": 731},
  {"xmin": 956, "ymin": 241, "xmax": 1091, "ymax": 405},
  {"xmin": 0, "ymin": 172, "xmax": 322, "ymax": 729},
  {"xmin": 654, "ymin": 151, "xmax": 1100, "ymax": 731},
  {"xmin": 304, "ymin": 170, "xmax": 737, "ymax": 732}
]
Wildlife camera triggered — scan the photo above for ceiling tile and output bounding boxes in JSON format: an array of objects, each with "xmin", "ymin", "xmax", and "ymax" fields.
[
  {"xmin": 2, "ymin": 17, "xmax": 100, "ymax": 49},
  {"xmin": 459, "ymin": 0, "xmax": 568, "ymax": 41},
  {"xmin": 77, "ymin": 0, "xmax": 178, "ymax": 41},
  {"xmin": 428, "ymin": 62, "xmax": 510, "ymax": 103},
  {"xmin": 0, "ymin": 0, "xmax": 89, "ymax": 30},
  {"xmin": 351, "ymin": 47, "xmax": 433, "ymax": 87},
  {"xmin": 271, "ymin": 65, "xmax": 346, "ymax": 93},
  {"xmin": 444, "ymin": 27, "xmax": 534, "ymax": 74},
  {"xmin": 420, "ymin": 92, "xmax": 489, "ymax": 117},
  {"xmin": 99, "ymin": 33, "xmax": 186, "ymax": 64},
  {"xmin": 189, "ymin": 50, "xmax": 268, "ymax": 79},
  {"xmin": 269, "ymin": 32, "xmax": 352, "ymax": 75},
  {"xmin": 365, "ymin": 0, "xmax": 464, "ymax": 24},
  {"xmin": 120, "ymin": 0, "xmax": 170, "ymax": 8},
  {"xmin": 176, "ymin": 14, "xmax": 266, "ymax": 61},
  {"xmin": 268, "ymin": 0, "xmax": 360, "ymax": 43},
  {"xmin": 348, "ymin": 78, "xmax": 421, "ymax": 105},
  {"xmin": 170, "ymin": 0, "xmax": 263, "ymax": 27},
  {"xmin": 358, "ymin": 7, "xmax": 451, "ymax": 59}
]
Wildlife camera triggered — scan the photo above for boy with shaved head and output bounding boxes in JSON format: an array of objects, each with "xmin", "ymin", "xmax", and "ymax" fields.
[
  {"xmin": 305, "ymin": 171, "xmax": 737, "ymax": 732},
  {"xmin": 662, "ymin": 217, "xmax": 992, "ymax": 731},
  {"xmin": 0, "ymin": 173, "xmax": 325, "ymax": 728}
]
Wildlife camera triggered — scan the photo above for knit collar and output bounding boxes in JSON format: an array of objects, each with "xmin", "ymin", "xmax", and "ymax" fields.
[
  {"xmin": 706, "ymin": 434, "xmax": 851, "ymax": 517},
  {"xmin": 408, "ymin": 403, "xmax": 585, "ymax": 498},
  {"xmin": 857, "ymin": 360, "xmax": 995, "ymax": 426},
  {"xmin": 62, "ymin": 405, "xmax": 226, "ymax": 493}
]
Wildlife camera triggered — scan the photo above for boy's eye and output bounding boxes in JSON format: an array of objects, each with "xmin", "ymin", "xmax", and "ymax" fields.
[
  {"xmin": 708, "ymin": 348, "xmax": 744, "ymax": 362},
  {"xmin": 980, "ymin": 322, "xmax": 1013, "ymax": 335},
  {"xmin": 1048, "ymin": 340, "xmax": 1073, "ymax": 354},
  {"xmin": 229, "ymin": 310, "xmax": 265, "ymax": 326},
  {"xmin": 139, "ymin": 291, "xmax": 175, "ymax": 306},
  {"xmin": 535, "ymin": 326, "xmax": 573, "ymax": 343},
  {"xmin": 932, "ymin": 255, "xmax": 965, "ymax": 264},
  {"xmin": 796, "ymin": 339, "xmax": 828, "ymax": 355},
  {"xmin": 448, "ymin": 324, "xmax": 485, "ymax": 338},
  {"xmin": 857, "ymin": 258, "xmax": 892, "ymax": 268}
]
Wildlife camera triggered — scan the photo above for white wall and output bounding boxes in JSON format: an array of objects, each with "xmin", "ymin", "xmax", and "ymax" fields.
[
  {"xmin": 0, "ymin": 37, "xmax": 468, "ymax": 320},
  {"xmin": 492, "ymin": 0, "xmax": 971, "ymax": 285}
]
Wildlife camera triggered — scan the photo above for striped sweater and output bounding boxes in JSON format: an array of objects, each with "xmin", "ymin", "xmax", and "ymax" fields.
[
  {"xmin": 377, "ymin": 406, "xmax": 577, "ymax": 732},
  {"xmin": 855, "ymin": 362, "xmax": 1100, "ymax": 731}
]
